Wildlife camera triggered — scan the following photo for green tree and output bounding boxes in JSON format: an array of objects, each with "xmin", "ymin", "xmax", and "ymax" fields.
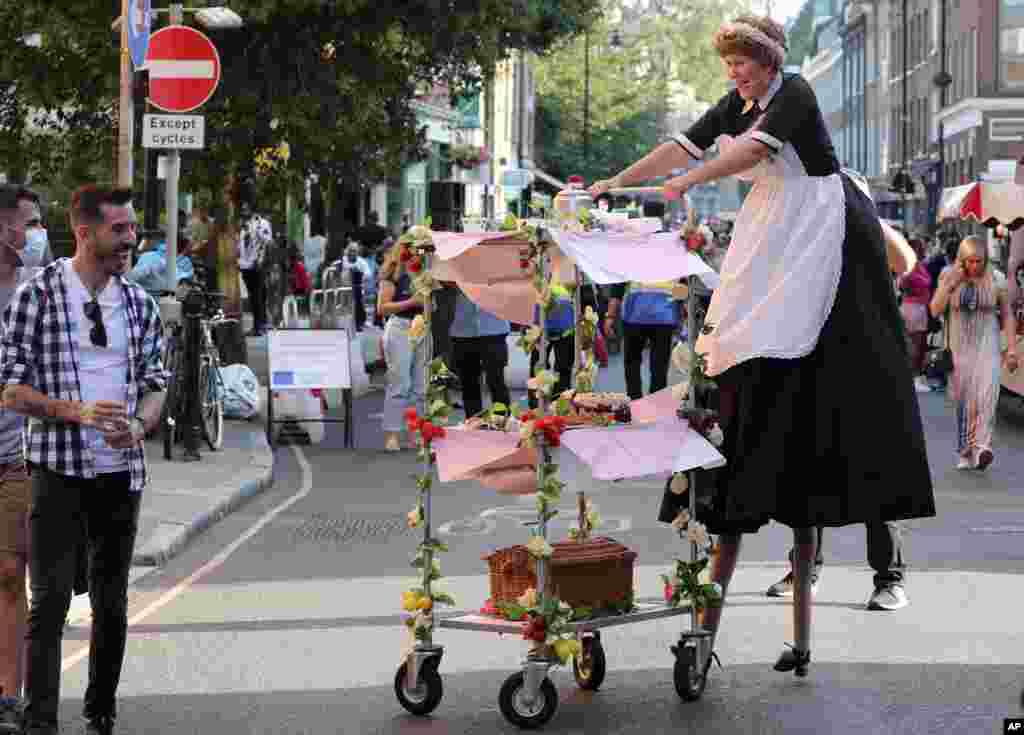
[
  {"xmin": 0, "ymin": 0, "xmax": 601, "ymax": 230},
  {"xmin": 534, "ymin": 0, "xmax": 746, "ymax": 183}
]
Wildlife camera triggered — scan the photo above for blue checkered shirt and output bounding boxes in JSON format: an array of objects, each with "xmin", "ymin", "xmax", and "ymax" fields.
[{"xmin": 0, "ymin": 260, "xmax": 167, "ymax": 491}]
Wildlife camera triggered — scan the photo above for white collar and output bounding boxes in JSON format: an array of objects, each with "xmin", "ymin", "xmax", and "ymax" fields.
[{"xmin": 742, "ymin": 72, "xmax": 783, "ymax": 114}]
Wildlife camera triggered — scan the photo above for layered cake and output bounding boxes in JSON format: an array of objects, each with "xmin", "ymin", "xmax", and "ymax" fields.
[{"xmin": 570, "ymin": 391, "xmax": 632, "ymax": 423}]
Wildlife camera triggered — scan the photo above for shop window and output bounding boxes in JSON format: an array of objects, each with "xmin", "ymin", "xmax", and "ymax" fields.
[{"xmin": 1001, "ymin": 0, "xmax": 1024, "ymax": 90}]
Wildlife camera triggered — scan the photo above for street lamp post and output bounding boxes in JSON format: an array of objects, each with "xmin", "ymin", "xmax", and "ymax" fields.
[
  {"xmin": 934, "ymin": 0, "xmax": 952, "ymax": 230},
  {"xmin": 117, "ymin": 0, "xmax": 133, "ymax": 187},
  {"xmin": 902, "ymin": 0, "xmax": 910, "ymax": 233},
  {"xmin": 584, "ymin": 30, "xmax": 590, "ymax": 171}
]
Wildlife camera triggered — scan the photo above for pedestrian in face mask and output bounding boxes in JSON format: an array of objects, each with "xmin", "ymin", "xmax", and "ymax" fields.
[{"xmin": 0, "ymin": 184, "xmax": 53, "ymax": 734}]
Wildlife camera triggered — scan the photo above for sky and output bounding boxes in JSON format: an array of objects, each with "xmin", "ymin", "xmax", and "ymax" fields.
[{"xmin": 762, "ymin": 0, "xmax": 808, "ymax": 26}]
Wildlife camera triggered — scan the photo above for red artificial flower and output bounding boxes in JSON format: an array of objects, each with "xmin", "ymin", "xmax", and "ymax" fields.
[
  {"xmin": 399, "ymin": 247, "xmax": 413, "ymax": 263},
  {"xmin": 404, "ymin": 408, "xmax": 419, "ymax": 422},
  {"xmin": 480, "ymin": 599, "xmax": 501, "ymax": 617},
  {"xmin": 664, "ymin": 582, "xmax": 675, "ymax": 604},
  {"xmin": 408, "ymin": 258, "xmax": 423, "ymax": 273},
  {"xmin": 686, "ymin": 233, "xmax": 705, "ymax": 252},
  {"xmin": 519, "ymin": 259, "xmax": 530, "ymax": 270}
]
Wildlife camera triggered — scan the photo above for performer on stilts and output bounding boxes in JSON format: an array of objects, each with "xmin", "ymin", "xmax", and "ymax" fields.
[{"xmin": 589, "ymin": 14, "xmax": 935, "ymax": 679}]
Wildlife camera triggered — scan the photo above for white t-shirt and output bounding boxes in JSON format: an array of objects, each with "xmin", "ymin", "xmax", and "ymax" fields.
[{"xmin": 64, "ymin": 261, "xmax": 131, "ymax": 474}]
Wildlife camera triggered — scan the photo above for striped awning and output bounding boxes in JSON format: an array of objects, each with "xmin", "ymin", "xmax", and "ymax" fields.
[{"xmin": 938, "ymin": 182, "xmax": 1024, "ymax": 230}]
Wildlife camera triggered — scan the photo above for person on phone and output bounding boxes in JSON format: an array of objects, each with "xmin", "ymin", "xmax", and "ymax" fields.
[
  {"xmin": 0, "ymin": 185, "xmax": 167, "ymax": 735},
  {"xmin": 930, "ymin": 235, "xmax": 1019, "ymax": 471}
]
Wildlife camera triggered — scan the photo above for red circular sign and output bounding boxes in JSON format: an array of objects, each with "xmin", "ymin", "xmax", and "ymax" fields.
[{"xmin": 145, "ymin": 25, "xmax": 221, "ymax": 113}]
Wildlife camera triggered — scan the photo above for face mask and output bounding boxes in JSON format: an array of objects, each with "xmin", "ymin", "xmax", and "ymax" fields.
[{"xmin": 22, "ymin": 227, "xmax": 47, "ymax": 267}]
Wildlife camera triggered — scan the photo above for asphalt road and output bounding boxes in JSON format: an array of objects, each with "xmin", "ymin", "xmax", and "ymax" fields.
[{"xmin": 47, "ymin": 350, "xmax": 1024, "ymax": 734}]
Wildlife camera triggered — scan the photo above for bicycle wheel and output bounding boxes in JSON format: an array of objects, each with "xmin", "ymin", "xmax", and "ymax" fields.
[
  {"xmin": 199, "ymin": 353, "xmax": 224, "ymax": 451},
  {"xmin": 161, "ymin": 334, "xmax": 180, "ymax": 460}
]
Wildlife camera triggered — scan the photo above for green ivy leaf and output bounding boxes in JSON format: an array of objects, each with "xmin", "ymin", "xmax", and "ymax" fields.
[{"xmin": 432, "ymin": 592, "xmax": 456, "ymax": 607}]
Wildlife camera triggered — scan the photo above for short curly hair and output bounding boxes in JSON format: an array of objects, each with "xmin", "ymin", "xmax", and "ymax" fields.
[{"xmin": 713, "ymin": 15, "xmax": 788, "ymax": 70}]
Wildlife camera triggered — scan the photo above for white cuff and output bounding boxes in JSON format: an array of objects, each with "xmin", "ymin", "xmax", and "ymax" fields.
[
  {"xmin": 672, "ymin": 135, "xmax": 704, "ymax": 160},
  {"xmin": 750, "ymin": 131, "xmax": 783, "ymax": 153}
]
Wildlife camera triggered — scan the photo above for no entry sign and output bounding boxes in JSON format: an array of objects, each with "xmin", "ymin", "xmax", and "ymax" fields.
[{"xmin": 144, "ymin": 25, "xmax": 221, "ymax": 113}]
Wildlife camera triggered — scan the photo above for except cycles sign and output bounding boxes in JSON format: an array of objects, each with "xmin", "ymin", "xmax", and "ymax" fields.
[{"xmin": 142, "ymin": 114, "xmax": 205, "ymax": 149}]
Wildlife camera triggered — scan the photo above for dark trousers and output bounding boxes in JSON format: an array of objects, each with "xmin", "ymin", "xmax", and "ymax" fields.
[
  {"xmin": 241, "ymin": 266, "xmax": 266, "ymax": 330},
  {"xmin": 788, "ymin": 522, "xmax": 905, "ymax": 587},
  {"xmin": 452, "ymin": 334, "xmax": 511, "ymax": 418},
  {"xmin": 623, "ymin": 323, "xmax": 674, "ymax": 400},
  {"xmin": 528, "ymin": 335, "xmax": 574, "ymax": 408},
  {"xmin": 24, "ymin": 468, "xmax": 140, "ymax": 728},
  {"xmin": 432, "ymin": 286, "xmax": 457, "ymax": 370}
]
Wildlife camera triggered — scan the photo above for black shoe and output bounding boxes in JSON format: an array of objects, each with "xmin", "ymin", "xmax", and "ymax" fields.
[
  {"xmin": 82, "ymin": 714, "xmax": 115, "ymax": 735},
  {"xmin": 773, "ymin": 644, "xmax": 811, "ymax": 677}
]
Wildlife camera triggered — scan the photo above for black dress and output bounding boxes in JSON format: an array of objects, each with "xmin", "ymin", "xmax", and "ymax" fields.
[{"xmin": 658, "ymin": 73, "xmax": 935, "ymax": 533}]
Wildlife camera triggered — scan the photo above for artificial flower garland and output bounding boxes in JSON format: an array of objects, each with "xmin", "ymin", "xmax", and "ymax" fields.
[
  {"xmin": 400, "ymin": 359, "xmax": 457, "ymax": 648},
  {"xmin": 397, "ymin": 222, "xmax": 458, "ymax": 652},
  {"xmin": 661, "ymin": 508, "xmax": 723, "ymax": 612}
]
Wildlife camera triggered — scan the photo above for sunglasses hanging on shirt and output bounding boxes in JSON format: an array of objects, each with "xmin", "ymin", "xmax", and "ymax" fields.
[{"xmin": 83, "ymin": 300, "xmax": 108, "ymax": 348}]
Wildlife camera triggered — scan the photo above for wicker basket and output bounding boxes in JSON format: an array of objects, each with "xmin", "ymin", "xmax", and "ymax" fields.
[{"xmin": 483, "ymin": 537, "xmax": 637, "ymax": 610}]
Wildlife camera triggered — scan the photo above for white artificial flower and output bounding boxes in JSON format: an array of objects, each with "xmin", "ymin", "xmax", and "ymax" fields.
[
  {"xmin": 517, "ymin": 587, "xmax": 538, "ymax": 608},
  {"xmin": 407, "ymin": 314, "xmax": 427, "ymax": 342},
  {"xmin": 687, "ymin": 522, "xmax": 709, "ymax": 548},
  {"xmin": 670, "ymin": 473, "xmax": 689, "ymax": 495},
  {"xmin": 709, "ymin": 582, "xmax": 723, "ymax": 599},
  {"xmin": 526, "ymin": 535, "xmax": 553, "ymax": 559},
  {"xmin": 672, "ymin": 343, "xmax": 693, "ymax": 374}
]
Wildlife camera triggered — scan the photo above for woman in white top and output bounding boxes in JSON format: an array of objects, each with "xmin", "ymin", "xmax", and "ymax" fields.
[{"xmin": 591, "ymin": 15, "xmax": 934, "ymax": 681}]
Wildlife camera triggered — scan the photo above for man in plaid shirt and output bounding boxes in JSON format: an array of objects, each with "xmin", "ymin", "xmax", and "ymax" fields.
[{"xmin": 0, "ymin": 185, "xmax": 166, "ymax": 735}]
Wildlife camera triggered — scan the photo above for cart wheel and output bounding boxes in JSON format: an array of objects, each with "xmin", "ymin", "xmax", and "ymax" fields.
[
  {"xmin": 573, "ymin": 636, "xmax": 607, "ymax": 691},
  {"xmin": 673, "ymin": 648, "xmax": 708, "ymax": 702},
  {"xmin": 394, "ymin": 659, "xmax": 443, "ymax": 716},
  {"xmin": 498, "ymin": 672, "xmax": 558, "ymax": 729}
]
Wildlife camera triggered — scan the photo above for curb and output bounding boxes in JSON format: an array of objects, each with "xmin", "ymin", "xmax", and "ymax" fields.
[{"xmin": 132, "ymin": 455, "xmax": 275, "ymax": 567}]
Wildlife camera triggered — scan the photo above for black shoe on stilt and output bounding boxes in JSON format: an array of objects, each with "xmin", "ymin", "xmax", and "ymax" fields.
[{"xmin": 773, "ymin": 644, "xmax": 811, "ymax": 677}]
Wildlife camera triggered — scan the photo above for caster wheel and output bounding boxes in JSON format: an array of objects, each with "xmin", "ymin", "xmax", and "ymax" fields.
[
  {"xmin": 573, "ymin": 636, "xmax": 607, "ymax": 691},
  {"xmin": 673, "ymin": 647, "xmax": 708, "ymax": 702},
  {"xmin": 498, "ymin": 671, "xmax": 558, "ymax": 729},
  {"xmin": 395, "ymin": 659, "xmax": 443, "ymax": 716}
]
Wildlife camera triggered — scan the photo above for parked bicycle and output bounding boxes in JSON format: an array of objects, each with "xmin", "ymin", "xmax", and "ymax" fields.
[{"xmin": 156, "ymin": 286, "xmax": 229, "ymax": 459}]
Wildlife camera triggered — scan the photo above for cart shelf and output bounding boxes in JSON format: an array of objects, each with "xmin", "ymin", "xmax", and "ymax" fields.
[{"xmin": 439, "ymin": 602, "xmax": 693, "ymax": 635}]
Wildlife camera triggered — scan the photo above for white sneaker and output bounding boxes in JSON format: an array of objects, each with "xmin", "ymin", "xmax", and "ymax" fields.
[{"xmin": 956, "ymin": 456, "xmax": 972, "ymax": 470}]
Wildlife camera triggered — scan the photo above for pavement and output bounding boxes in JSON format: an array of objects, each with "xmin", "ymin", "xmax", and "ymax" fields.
[
  {"xmin": 62, "ymin": 406, "xmax": 273, "ymax": 625},
  {"xmin": 48, "ymin": 322, "xmax": 1024, "ymax": 732}
]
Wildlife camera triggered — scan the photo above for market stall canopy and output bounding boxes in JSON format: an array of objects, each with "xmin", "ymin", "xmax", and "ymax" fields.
[{"xmin": 938, "ymin": 182, "xmax": 1024, "ymax": 230}]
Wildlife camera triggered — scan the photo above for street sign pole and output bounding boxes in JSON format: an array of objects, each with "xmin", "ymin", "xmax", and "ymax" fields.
[
  {"xmin": 117, "ymin": 0, "xmax": 133, "ymax": 187},
  {"xmin": 164, "ymin": 2, "xmax": 184, "ymax": 292}
]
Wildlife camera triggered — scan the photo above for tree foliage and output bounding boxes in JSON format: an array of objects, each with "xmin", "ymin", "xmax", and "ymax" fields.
[
  {"xmin": 0, "ymin": 0, "xmax": 600, "ymax": 224},
  {"xmin": 533, "ymin": 0, "xmax": 746, "ymax": 183}
]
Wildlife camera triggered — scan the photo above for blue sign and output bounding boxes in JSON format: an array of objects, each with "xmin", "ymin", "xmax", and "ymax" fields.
[{"xmin": 127, "ymin": 0, "xmax": 153, "ymax": 69}]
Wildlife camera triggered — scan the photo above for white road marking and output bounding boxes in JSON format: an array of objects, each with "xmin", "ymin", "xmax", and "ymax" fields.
[
  {"xmin": 61, "ymin": 445, "xmax": 310, "ymax": 673},
  {"xmin": 146, "ymin": 60, "xmax": 216, "ymax": 79}
]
